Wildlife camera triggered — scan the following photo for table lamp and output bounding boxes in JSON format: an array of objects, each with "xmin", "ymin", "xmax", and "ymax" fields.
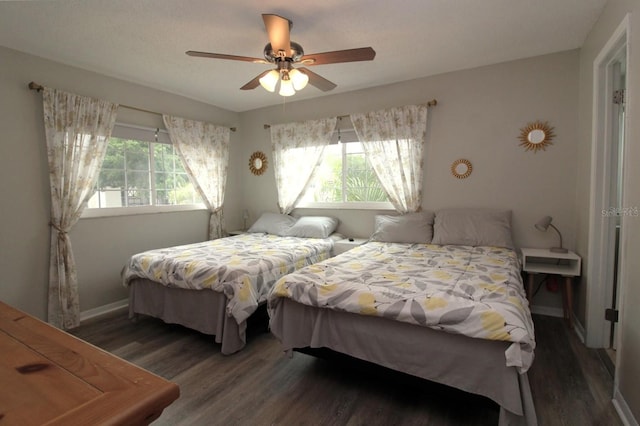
[{"xmin": 535, "ymin": 216, "xmax": 568, "ymax": 253}]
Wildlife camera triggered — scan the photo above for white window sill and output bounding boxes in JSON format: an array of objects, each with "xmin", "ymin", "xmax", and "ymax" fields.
[{"xmin": 81, "ymin": 204, "xmax": 208, "ymax": 218}]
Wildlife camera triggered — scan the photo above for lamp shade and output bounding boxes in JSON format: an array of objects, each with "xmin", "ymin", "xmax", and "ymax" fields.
[
  {"xmin": 259, "ymin": 70, "xmax": 279, "ymax": 92},
  {"xmin": 278, "ymin": 78, "xmax": 296, "ymax": 96},
  {"xmin": 289, "ymin": 68, "xmax": 309, "ymax": 91},
  {"xmin": 535, "ymin": 216, "xmax": 552, "ymax": 232}
]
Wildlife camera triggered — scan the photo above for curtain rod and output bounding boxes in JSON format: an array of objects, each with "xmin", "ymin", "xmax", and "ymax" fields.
[
  {"xmin": 262, "ymin": 99, "xmax": 438, "ymax": 129},
  {"xmin": 28, "ymin": 82, "xmax": 237, "ymax": 132}
]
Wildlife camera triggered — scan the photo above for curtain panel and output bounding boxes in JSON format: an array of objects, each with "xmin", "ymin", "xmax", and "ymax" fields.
[
  {"xmin": 270, "ymin": 117, "xmax": 337, "ymax": 214},
  {"xmin": 42, "ymin": 87, "xmax": 118, "ymax": 329},
  {"xmin": 350, "ymin": 104, "xmax": 428, "ymax": 213},
  {"xmin": 163, "ymin": 115, "xmax": 230, "ymax": 239}
]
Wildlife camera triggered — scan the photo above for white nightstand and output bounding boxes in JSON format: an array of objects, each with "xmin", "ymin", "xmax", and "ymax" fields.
[
  {"xmin": 333, "ymin": 238, "xmax": 368, "ymax": 255},
  {"xmin": 521, "ymin": 248, "xmax": 581, "ymax": 328}
]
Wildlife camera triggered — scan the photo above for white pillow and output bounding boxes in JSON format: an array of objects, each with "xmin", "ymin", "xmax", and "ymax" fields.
[
  {"xmin": 283, "ymin": 216, "xmax": 339, "ymax": 239},
  {"xmin": 370, "ymin": 211, "xmax": 435, "ymax": 243},
  {"xmin": 431, "ymin": 208, "xmax": 514, "ymax": 249},
  {"xmin": 247, "ymin": 212, "xmax": 297, "ymax": 236}
]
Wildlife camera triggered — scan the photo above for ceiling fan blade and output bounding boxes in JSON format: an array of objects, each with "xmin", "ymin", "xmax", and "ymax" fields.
[
  {"xmin": 301, "ymin": 47, "xmax": 376, "ymax": 66},
  {"xmin": 262, "ymin": 14, "xmax": 291, "ymax": 56},
  {"xmin": 240, "ymin": 70, "xmax": 272, "ymax": 90},
  {"xmin": 186, "ymin": 50, "xmax": 268, "ymax": 64},
  {"xmin": 298, "ymin": 68, "xmax": 337, "ymax": 92}
]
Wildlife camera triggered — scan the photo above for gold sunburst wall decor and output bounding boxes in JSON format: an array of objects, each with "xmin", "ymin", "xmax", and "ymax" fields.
[
  {"xmin": 249, "ymin": 151, "xmax": 268, "ymax": 175},
  {"xmin": 519, "ymin": 120, "xmax": 555, "ymax": 153},
  {"xmin": 451, "ymin": 159, "xmax": 473, "ymax": 179}
]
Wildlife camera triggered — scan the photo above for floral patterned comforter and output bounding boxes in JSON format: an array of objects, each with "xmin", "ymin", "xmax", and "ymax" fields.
[
  {"xmin": 122, "ymin": 233, "xmax": 333, "ymax": 324},
  {"xmin": 268, "ymin": 242, "xmax": 536, "ymax": 372}
]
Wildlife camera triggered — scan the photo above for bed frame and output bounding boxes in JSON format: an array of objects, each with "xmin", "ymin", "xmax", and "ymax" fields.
[
  {"xmin": 270, "ymin": 298, "xmax": 537, "ymax": 426},
  {"xmin": 129, "ymin": 279, "xmax": 249, "ymax": 355}
]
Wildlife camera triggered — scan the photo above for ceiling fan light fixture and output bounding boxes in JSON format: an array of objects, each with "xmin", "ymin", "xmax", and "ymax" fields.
[
  {"xmin": 278, "ymin": 77, "xmax": 296, "ymax": 96},
  {"xmin": 259, "ymin": 69, "xmax": 279, "ymax": 92},
  {"xmin": 188, "ymin": 14, "xmax": 375, "ymax": 95},
  {"xmin": 289, "ymin": 68, "xmax": 309, "ymax": 91}
]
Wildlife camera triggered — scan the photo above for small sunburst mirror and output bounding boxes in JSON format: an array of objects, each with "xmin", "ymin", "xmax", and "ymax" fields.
[
  {"xmin": 249, "ymin": 151, "xmax": 268, "ymax": 175},
  {"xmin": 519, "ymin": 121, "xmax": 555, "ymax": 153},
  {"xmin": 451, "ymin": 159, "xmax": 472, "ymax": 179}
]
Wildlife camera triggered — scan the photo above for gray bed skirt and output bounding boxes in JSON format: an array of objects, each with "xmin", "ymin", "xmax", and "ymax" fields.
[
  {"xmin": 269, "ymin": 298, "xmax": 537, "ymax": 426},
  {"xmin": 128, "ymin": 278, "xmax": 246, "ymax": 355}
]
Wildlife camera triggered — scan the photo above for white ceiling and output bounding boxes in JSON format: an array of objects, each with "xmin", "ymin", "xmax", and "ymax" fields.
[{"xmin": 0, "ymin": 0, "xmax": 606, "ymax": 112}]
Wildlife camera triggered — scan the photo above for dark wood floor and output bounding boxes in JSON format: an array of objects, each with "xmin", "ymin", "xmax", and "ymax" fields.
[{"xmin": 71, "ymin": 311, "xmax": 622, "ymax": 426}]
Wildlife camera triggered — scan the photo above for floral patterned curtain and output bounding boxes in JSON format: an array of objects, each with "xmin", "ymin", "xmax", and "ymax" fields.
[
  {"xmin": 163, "ymin": 115, "xmax": 230, "ymax": 239},
  {"xmin": 42, "ymin": 87, "xmax": 118, "ymax": 329},
  {"xmin": 350, "ymin": 104, "xmax": 428, "ymax": 213},
  {"xmin": 270, "ymin": 117, "xmax": 337, "ymax": 214}
]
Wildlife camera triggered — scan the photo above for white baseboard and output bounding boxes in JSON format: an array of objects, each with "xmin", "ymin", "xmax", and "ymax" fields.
[
  {"xmin": 531, "ymin": 305, "xmax": 564, "ymax": 318},
  {"xmin": 572, "ymin": 315, "xmax": 586, "ymax": 343},
  {"xmin": 531, "ymin": 306, "xmax": 586, "ymax": 342},
  {"xmin": 80, "ymin": 299, "xmax": 128, "ymax": 323},
  {"xmin": 613, "ymin": 387, "xmax": 639, "ymax": 426}
]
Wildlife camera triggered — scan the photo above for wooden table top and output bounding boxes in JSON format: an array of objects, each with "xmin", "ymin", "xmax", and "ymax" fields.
[{"xmin": 0, "ymin": 301, "xmax": 179, "ymax": 425}]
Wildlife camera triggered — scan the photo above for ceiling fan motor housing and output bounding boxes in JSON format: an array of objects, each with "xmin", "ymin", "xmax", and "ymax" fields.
[{"xmin": 264, "ymin": 41, "xmax": 304, "ymax": 62}]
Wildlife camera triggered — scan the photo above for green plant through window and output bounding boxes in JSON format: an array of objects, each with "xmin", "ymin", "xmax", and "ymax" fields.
[
  {"xmin": 90, "ymin": 137, "xmax": 199, "ymax": 208},
  {"xmin": 301, "ymin": 141, "xmax": 387, "ymax": 204}
]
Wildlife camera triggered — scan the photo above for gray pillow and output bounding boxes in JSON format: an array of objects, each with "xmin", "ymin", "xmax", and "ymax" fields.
[
  {"xmin": 283, "ymin": 216, "xmax": 339, "ymax": 239},
  {"xmin": 247, "ymin": 212, "xmax": 296, "ymax": 236},
  {"xmin": 431, "ymin": 208, "xmax": 514, "ymax": 249},
  {"xmin": 370, "ymin": 211, "xmax": 435, "ymax": 243}
]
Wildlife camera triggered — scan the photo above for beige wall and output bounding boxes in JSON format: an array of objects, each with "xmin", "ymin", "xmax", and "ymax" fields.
[
  {"xmin": 0, "ymin": 45, "xmax": 241, "ymax": 318},
  {"xmin": 1, "ymin": 46, "xmax": 580, "ymax": 320},
  {"xmin": 240, "ymin": 50, "xmax": 580, "ymax": 312},
  {"xmin": 576, "ymin": 0, "xmax": 640, "ymax": 421}
]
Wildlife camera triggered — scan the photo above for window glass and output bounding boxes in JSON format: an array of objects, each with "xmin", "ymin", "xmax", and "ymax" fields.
[
  {"xmin": 344, "ymin": 142, "xmax": 387, "ymax": 202},
  {"xmin": 87, "ymin": 124, "xmax": 200, "ymax": 210},
  {"xmin": 299, "ymin": 139, "xmax": 389, "ymax": 208}
]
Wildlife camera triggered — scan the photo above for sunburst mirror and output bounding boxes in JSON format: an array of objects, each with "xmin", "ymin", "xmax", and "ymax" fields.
[
  {"xmin": 249, "ymin": 151, "xmax": 268, "ymax": 175},
  {"xmin": 519, "ymin": 121, "xmax": 555, "ymax": 153},
  {"xmin": 451, "ymin": 159, "xmax": 473, "ymax": 179}
]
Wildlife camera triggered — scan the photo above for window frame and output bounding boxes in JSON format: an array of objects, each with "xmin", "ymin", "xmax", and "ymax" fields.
[
  {"xmin": 296, "ymin": 126, "xmax": 394, "ymax": 210},
  {"xmin": 81, "ymin": 123, "xmax": 206, "ymax": 218}
]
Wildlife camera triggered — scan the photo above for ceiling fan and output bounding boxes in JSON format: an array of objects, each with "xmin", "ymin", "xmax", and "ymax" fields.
[{"xmin": 186, "ymin": 14, "xmax": 376, "ymax": 96}]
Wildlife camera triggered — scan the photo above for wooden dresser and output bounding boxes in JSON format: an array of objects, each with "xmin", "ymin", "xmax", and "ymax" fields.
[{"xmin": 0, "ymin": 301, "xmax": 179, "ymax": 425}]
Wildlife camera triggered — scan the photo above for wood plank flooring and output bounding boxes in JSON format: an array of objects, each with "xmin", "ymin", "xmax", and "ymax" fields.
[{"xmin": 71, "ymin": 312, "xmax": 622, "ymax": 426}]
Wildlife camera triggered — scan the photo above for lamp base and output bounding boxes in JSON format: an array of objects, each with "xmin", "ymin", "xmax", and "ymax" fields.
[{"xmin": 550, "ymin": 247, "xmax": 568, "ymax": 253}]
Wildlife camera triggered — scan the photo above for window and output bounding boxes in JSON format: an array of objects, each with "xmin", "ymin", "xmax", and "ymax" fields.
[
  {"xmin": 85, "ymin": 123, "xmax": 202, "ymax": 215},
  {"xmin": 298, "ymin": 127, "xmax": 392, "ymax": 209}
]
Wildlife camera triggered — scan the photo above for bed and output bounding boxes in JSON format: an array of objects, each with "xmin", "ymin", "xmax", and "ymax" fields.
[
  {"xmin": 122, "ymin": 213, "xmax": 338, "ymax": 354},
  {"xmin": 267, "ymin": 209, "xmax": 537, "ymax": 425}
]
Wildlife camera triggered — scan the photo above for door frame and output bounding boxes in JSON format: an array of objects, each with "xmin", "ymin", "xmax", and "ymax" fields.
[{"xmin": 586, "ymin": 14, "xmax": 630, "ymax": 350}]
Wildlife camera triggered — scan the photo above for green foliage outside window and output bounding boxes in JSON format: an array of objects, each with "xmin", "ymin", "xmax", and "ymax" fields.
[
  {"xmin": 305, "ymin": 143, "xmax": 387, "ymax": 204},
  {"xmin": 345, "ymin": 154, "xmax": 387, "ymax": 202},
  {"xmin": 93, "ymin": 137, "xmax": 197, "ymax": 208}
]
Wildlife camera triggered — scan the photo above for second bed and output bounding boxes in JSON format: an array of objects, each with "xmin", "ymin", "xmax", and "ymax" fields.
[{"xmin": 268, "ymin": 209, "xmax": 537, "ymax": 425}]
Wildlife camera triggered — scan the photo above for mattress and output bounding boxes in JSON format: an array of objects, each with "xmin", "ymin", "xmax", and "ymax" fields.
[{"xmin": 269, "ymin": 241, "xmax": 535, "ymax": 372}]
